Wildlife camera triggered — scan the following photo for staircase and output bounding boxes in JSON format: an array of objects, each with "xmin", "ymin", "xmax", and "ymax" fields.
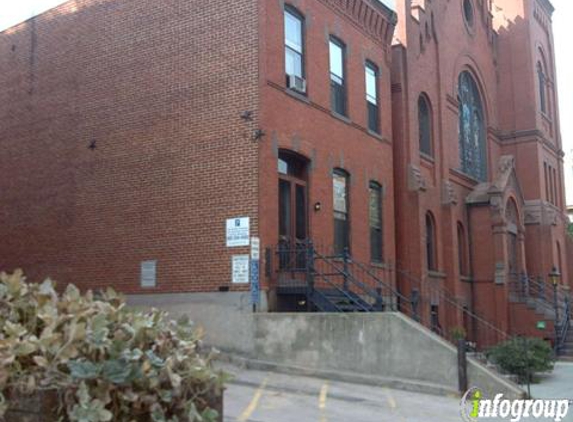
[
  {"xmin": 272, "ymin": 242, "xmax": 509, "ymax": 351},
  {"xmin": 509, "ymin": 273, "xmax": 572, "ymax": 356},
  {"xmin": 560, "ymin": 322, "xmax": 573, "ymax": 360},
  {"xmin": 275, "ymin": 243, "xmax": 402, "ymax": 314}
]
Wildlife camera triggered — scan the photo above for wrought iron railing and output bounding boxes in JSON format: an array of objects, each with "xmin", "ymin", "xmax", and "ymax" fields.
[
  {"xmin": 508, "ymin": 272, "xmax": 572, "ymax": 354},
  {"xmin": 395, "ymin": 268, "xmax": 510, "ymax": 351},
  {"xmin": 269, "ymin": 241, "xmax": 512, "ymax": 351},
  {"xmin": 557, "ymin": 297, "xmax": 571, "ymax": 355}
]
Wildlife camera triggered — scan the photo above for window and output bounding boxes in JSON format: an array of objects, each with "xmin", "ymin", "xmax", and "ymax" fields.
[
  {"xmin": 426, "ymin": 212, "xmax": 437, "ymax": 271},
  {"xmin": 418, "ymin": 95, "xmax": 432, "ymax": 156},
  {"xmin": 553, "ymin": 167, "xmax": 558, "ymax": 207},
  {"xmin": 544, "ymin": 163, "xmax": 550, "ymax": 201},
  {"xmin": 284, "ymin": 7, "xmax": 305, "ymax": 89},
  {"xmin": 458, "ymin": 71, "xmax": 487, "ymax": 181},
  {"xmin": 333, "ymin": 169, "xmax": 350, "ymax": 255},
  {"xmin": 463, "ymin": 0, "xmax": 474, "ymax": 28},
  {"xmin": 365, "ymin": 62, "xmax": 379, "ymax": 133},
  {"xmin": 369, "ymin": 182, "xmax": 383, "ymax": 262},
  {"xmin": 330, "ymin": 38, "xmax": 347, "ymax": 116},
  {"xmin": 537, "ymin": 61, "xmax": 547, "ymax": 114}
]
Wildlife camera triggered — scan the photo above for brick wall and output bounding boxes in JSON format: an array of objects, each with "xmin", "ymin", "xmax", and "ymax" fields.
[{"xmin": 0, "ymin": 0, "xmax": 260, "ymax": 293}]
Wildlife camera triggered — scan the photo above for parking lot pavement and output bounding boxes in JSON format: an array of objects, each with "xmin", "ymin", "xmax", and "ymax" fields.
[
  {"xmin": 221, "ymin": 364, "xmax": 573, "ymax": 422},
  {"xmin": 222, "ymin": 365, "xmax": 466, "ymax": 422}
]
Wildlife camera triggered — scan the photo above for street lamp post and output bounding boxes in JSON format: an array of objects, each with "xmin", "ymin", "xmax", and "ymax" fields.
[{"xmin": 549, "ymin": 266, "xmax": 561, "ymax": 353}]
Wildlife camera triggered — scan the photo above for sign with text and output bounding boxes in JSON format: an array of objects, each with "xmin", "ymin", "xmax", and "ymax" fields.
[
  {"xmin": 226, "ymin": 217, "xmax": 250, "ymax": 247},
  {"xmin": 232, "ymin": 255, "xmax": 250, "ymax": 284},
  {"xmin": 250, "ymin": 237, "xmax": 260, "ymax": 260},
  {"xmin": 140, "ymin": 260, "xmax": 157, "ymax": 288},
  {"xmin": 250, "ymin": 237, "xmax": 261, "ymax": 307}
]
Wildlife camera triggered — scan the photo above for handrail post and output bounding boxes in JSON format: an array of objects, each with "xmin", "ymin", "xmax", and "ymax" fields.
[
  {"xmin": 343, "ymin": 246, "xmax": 350, "ymax": 292},
  {"xmin": 553, "ymin": 281, "xmax": 560, "ymax": 354},
  {"xmin": 306, "ymin": 240, "xmax": 315, "ymax": 313},
  {"xmin": 411, "ymin": 289, "xmax": 420, "ymax": 322},
  {"xmin": 375, "ymin": 287, "xmax": 384, "ymax": 311},
  {"xmin": 457, "ymin": 338, "xmax": 468, "ymax": 394}
]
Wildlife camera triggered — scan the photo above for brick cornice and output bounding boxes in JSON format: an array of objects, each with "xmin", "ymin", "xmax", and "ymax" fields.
[{"xmin": 317, "ymin": 0, "xmax": 397, "ymax": 46}]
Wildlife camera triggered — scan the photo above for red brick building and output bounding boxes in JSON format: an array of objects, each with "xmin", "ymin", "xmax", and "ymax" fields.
[{"xmin": 0, "ymin": 0, "xmax": 570, "ymax": 349}]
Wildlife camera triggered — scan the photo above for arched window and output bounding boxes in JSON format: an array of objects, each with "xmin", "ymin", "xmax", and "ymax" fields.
[
  {"xmin": 463, "ymin": 0, "xmax": 475, "ymax": 28},
  {"xmin": 537, "ymin": 61, "xmax": 547, "ymax": 114},
  {"xmin": 418, "ymin": 94, "xmax": 432, "ymax": 156},
  {"xmin": 333, "ymin": 169, "xmax": 350, "ymax": 255},
  {"xmin": 426, "ymin": 212, "xmax": 437, "ymax": 271},
  {"xmin": 369, "ymin": 182, "xmax": 383, "ymax": 262},
  {"xmin": 457, "ymin": 223, "xmax": 468, "ymax": 276},
  {"xmin": 506, "ymin": 200, "xmax": 519, "ymax": 275},
  {"xmin": 458, "ymin": 71, "xmax": 487, "ymax": 181}
]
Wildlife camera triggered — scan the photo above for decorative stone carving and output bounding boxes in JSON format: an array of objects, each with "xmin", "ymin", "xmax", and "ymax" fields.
[
  {"xmin": 441, "ymin": 180, "xmax": 458, "ymax": 205},
  {"xmin": 407, "ymin": 164, "xmax": 427, "ymax": 192},
  {"xmin": 318, "ymin": 0, "xmax": 397, "ymax": 45},
  {"xmin": 523, "ymin": 200, "xmax": 564, "ymax": 226}
]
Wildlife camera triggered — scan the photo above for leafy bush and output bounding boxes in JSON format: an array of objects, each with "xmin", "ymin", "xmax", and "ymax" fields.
[
  {"xmin": 486, "ymin": 337, "xmax": 554, "ymax": 384},
  {"xmin": 0, "ymin": 270, "xmax": 225, "ymax": 422},
  {"xmin": 449, "ymin": 326, "xmax": 467, "ymax": 341},
  {"xmin": 568, "ymin": 222, "xmax": 573, "ymax": 238}
]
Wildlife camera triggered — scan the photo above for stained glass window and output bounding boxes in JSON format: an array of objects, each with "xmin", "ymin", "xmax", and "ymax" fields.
[{"xmin": 458, "ymin": 71, "xmax": 486, "ymax": 181}]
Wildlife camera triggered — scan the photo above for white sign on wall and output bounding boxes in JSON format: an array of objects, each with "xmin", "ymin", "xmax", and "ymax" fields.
[
  {"xmin": 226, "ymin": 217, "xmax": 250, "ymax": 247},
  {"xmin": 141, "ymin": 260, "xmax": 157, "ymax": 288},
  {"xmin": 232, "ymin": 255, "xmax": 250, "ymax": 284},
  {"xmin": 250, "ymin": 237, "xmax": 260, "ymax": 260}
]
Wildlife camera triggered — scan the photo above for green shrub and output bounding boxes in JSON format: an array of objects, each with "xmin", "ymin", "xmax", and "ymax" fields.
[
  {"xmin": 568, "ymin": 222, "xmax": 573, "ymax": 238},
  {"xmin": 486, "ymin": 337, "xmax": 554, "ymax": 384},
  {"xmin": 449, "ymin": 326, "xmax": 467, "ymax": 341},
  {"xmin": 0, "ymin": 270, "xmax": 226, "ymax": 422}
]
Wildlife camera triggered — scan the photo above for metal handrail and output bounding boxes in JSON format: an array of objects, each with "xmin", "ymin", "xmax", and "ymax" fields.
[
  {"xmin": 313, "ymin": 252, "xmax": 385, "ymax": 311},
  {"xmin": 557, "ymin": 299, "xmax": 571, "ymax": 355},
  {"xmin": 311, "ymin": 265, "xmax": 373, "ymax": 312},
  {"xmin": 314, "ymin": 251, "xmax": 406, "ymax": 312},
  {"xmin": 396, "ymin": 268, "xmax": 511, "ymax": 342}
]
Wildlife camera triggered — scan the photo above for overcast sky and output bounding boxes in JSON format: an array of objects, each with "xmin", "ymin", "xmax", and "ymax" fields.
[{"xmin": 0, "ymin": 0, "xmax": 571, "ymax": 203}]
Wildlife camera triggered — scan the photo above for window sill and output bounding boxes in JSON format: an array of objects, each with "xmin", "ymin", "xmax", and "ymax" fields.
[
  {"xmin": 449, "ymin": 168, "xmax": 482, "ymax": 186},
  {"xmin": 367, "ymin": 129, "xmax": 383, "ymax": 140},
  {"xmin": 420, "ymin": 152, "xmax": 435, "ymax": 164},
  {"xmin": 461, "ymin": 275, "xmax": 473, "ymax": 283},
  {"xmin": 428, "ymin": 270, "xmax": 447, "ymax": 279},
  {"xmin": 331, "ymin": 111, "xmax": 351, "ymax": 124},
  {"xmin": 370, "ymin": 260, "xmax": 389, "ymax": 269},
  {"xmin": 284, "ymin": 87, "xmax": 310, "ymax": 104}
]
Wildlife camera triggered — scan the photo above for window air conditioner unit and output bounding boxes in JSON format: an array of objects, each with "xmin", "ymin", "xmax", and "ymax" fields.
[{"xmin": 287, "ymin": 75, "xmax": 307, "ymax": 94}]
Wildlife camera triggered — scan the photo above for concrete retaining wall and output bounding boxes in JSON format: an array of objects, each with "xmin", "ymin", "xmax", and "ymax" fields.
[
  {"xmin": 127, "ymin": 293, "xmax": 524, "ymax": 398},
  {"xmin": 128, "ymin": 292, "xmax": 261, "ymax": 355}
]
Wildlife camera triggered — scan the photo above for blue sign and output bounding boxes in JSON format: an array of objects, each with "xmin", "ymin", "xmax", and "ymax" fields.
[{"xmin": 250, "ymin": 259, "xmax": 260, "ymax": 306}]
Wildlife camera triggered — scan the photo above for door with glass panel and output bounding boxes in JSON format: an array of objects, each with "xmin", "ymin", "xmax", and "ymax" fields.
[{"xmin": 278, "ymin": 152, "xmax": 308, "ymax": 270}]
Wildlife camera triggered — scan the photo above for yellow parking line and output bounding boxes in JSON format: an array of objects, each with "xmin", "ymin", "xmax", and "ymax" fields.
[
  {"xmin": 238, "ymin": 377, "xmax": 268, "ymax": 422},
  {"xmin": 319, "ymin": 382, "xmax": 329, "ymax": 409},
  {"xmin": 385, "ymin": 388, "xmax": 397, "ymax": 409},
  {"xmin": 319, "ymin": 382, "xmax": 329, "ymax": 422}
]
